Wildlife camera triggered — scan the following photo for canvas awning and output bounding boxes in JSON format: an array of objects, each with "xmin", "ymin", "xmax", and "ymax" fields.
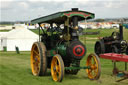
[{"xmin": 31, "ymin": 8, "xmax": 95, "ymax": 24}]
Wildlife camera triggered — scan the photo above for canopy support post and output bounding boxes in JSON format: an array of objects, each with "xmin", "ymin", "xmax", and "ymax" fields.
[
  {"xmin": 125, "ymin": 62, "xmax": 127, "ymax": 71},
  {"xmin": 39, "ymin": 23, "xmax": 41, "ymax": 42}
]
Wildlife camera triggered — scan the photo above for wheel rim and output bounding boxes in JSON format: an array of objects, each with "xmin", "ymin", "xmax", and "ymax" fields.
[
  {"xmin": 86, "ymin": 54, "xmax": 100, "ymax": 80},
  {"xmin": 95, "ymin": 41, "xmax": 102, "ymax": 56},
  {"xmin": 31, "ymin": 43, "xmax": 40, "ymax": 76},
  {"xmin": 112, "ymin": 46, "xmax": 118, "ymax": 53},
  {"xmin": 51, "ymin": 55, "xmax": 64, "ymax": 82},
  {"xmin": 112, "ymin": 32, "xmax": 119, "ymax": 39},
  {"xmin": 95, "ymin": 43, "xmax": 101, "ymax": 55},
  {"xmin": 126, "ymin": 47, "xmax": 128, "ymax": 55}
]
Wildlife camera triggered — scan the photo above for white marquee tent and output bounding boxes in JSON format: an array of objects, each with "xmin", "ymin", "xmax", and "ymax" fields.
[{"xmin": 0, "ymin": 28, "xmax": 39, "ymax": 51}]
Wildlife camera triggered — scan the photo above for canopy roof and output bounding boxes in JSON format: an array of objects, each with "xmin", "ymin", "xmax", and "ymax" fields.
[{"xmin": 31, "ymin": 8, "xmax": 95, "ymax": 24}]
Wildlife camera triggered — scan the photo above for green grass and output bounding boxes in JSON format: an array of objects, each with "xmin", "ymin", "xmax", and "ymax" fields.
[
  {"xmin": 84, "ymin": 28, "xmax": 117, "ymax": 37},
  {"xmin": 0, "ymin": 41, "xmax": 128, "ymax": 85},
  {"xmin": 30, "ymin": 28, "xmax": 128, "ymax": 41},
  {"xmin": 0, "ymin": 29, "xmax": 128, "ymax": 85},
  {"xmin": 30, "ymin": 29, "xmax": 43, "ymax": 34},
  {"xmin": 124, "ymin": 28, "xmax": 128, "ymax": 40},
  {"xmin": 0, "ymin": 30, "xmax": 11, "ymax": 32}
]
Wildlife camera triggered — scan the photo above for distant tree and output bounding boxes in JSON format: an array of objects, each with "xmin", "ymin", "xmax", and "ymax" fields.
[
  {"xmin": 0, "ymin": 21, "xmax": 14, "ymax": 25},
  {"xmin": 94, "ymin": 19, "xmax": 105, "ymax": 22}
]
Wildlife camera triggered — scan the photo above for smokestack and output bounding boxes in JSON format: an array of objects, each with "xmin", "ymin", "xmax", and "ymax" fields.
[
  {"xmin": 119, "ymin": 24, "xmax": 123, "ymax": 40},
  {"xmin": 72, "ymin": 8, "xmax": 78, "ymax": 11}
]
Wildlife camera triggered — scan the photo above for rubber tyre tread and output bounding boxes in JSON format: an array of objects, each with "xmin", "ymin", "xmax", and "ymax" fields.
[
  {"xmin": 38, "ymin": 42, "xmax": 47, "ymax": 76},
  {"xmin": 95, "ymin": 40, "xmax": 105, "ymax": 56},
  {"xmin": 126, "ymin": 46, "xmax": 128, "ymax": 55},
  {"xmin": 31, "ymin": 42, "xmax": 47, "ymax": 76}
]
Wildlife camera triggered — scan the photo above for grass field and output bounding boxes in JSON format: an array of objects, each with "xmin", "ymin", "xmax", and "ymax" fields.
[
  {"xmin": 0, "ymin": 29, "xmax": 128, "ymax": 85},
  {"xmin": 30, "ymin": 28, "xmax": 128, "ymax": 41},
  {"xmin": 0, "ymin": 30, "xmax": 11, "ymax": 32}
]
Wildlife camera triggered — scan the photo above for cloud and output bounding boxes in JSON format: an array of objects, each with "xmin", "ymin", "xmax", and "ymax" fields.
[
  {"xmin": 27, "ymin": 0, "xmax": 89, "ymax": 2},
  {"xmin": 0, "ymin": 0, "xmax": 128, "ymax": 21},
  {"xmin": 19, "ymin": 2, "xmax": 29, "ymax": 9},
  {"xmin": 0, "ymin": 1, "xmax": 12, "ymax": 10}
]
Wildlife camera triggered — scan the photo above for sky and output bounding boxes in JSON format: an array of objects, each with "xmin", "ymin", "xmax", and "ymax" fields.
[{"xmin": 0, "ymin": 0, "xmax": 128, "ymax": 21}]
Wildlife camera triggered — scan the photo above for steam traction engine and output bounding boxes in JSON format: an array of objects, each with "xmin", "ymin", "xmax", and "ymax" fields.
[
  {"xmin": 94, "ymin": 24, "xmax": 128, "ymax": 81},
  {"xmin": 95, "ymin": 24, "xmax": 128, "ymax": 55},
  {"xmin": 30, "ymin": 8, "xmax": 101, "ymax": 82}
]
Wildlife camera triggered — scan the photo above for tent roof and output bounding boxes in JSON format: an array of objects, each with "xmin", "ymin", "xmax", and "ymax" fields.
[
  {"xmin": 0, "ymin": 32, "xmax": 8, "ymax": 39},
  {"xmin": 2, "ymin": 28, "xmax": 38, "ymax": 39}
]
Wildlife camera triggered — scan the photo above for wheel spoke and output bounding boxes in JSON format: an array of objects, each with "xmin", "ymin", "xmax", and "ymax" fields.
[
  {"xmin": 92, "ymin": 64, "xmax": 96, "ymax": 69},
  {"xmin": 33, "ymin": 50, "xmax": 39, "ymax": 56},
  {"xmin": 91, "ymin": 58, "xmax": 94, "ymax": 65},
  {"xmin": 88, "ymin": 69, "xmax": 92, "ymax": 74},
  {"xmin": 93, "ymin": 56, "xmax": 96, "ymax": 64},
  {"xmin": 34, "ymin": 65, "xmax": 38, "ymax": 73},
  {"xmin": 89, "ymin": 59, "xmax": 92, "ymax": 66},
  {"xmin": 94, "ymin": 69, "xmax": 97, "ymax": 74},
  {"xmin": 86, "ymin": 54, "xmax": 101, "ymax": 80},
  {"xmin": 56, "ymin": 65, "xmax": 60, "ymax": 73},
  {"xmin": 54, "ymin": 71, "xmax": 57, "ymax": 75},
  {"xmin": 54, "ymin": 59, "xmax": 57, "ymax": 65},
  {"xmin": 33, "ymin": 61, "xmax": 36, "ymax": 65},
  {"xmin": 36, "ymin": 56, "xmax": 40, "ymax": 62},
  {"xmin": 51, "ymin": 54, "xmax": 64, "ymax": 82}
]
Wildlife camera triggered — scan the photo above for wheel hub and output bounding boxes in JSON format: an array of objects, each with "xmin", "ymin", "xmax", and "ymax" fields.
[{"xmin": 53, "ymin": 67, "xmax": 56, "ymax": 72}]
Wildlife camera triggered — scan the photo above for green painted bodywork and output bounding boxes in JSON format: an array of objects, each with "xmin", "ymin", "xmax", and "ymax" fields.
[
  {"xmin": 57, "ymin": 44, "xmax": 67, "ymax": 57},
  {"xmin": 47, "ymin": 44, "xmax": 66, "ymax": 57},
  {"xmin": 46, "ymin": 49, "xmax": 56, "ymax": 57},
  {"xmin": 31, "ymin": 10, "xmax": 95, "ymax": 24}
]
